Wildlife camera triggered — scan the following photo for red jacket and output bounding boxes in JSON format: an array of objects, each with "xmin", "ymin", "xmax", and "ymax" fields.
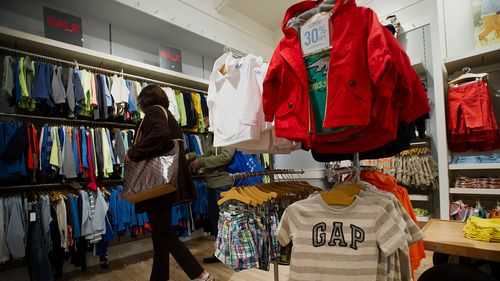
[
  {"xmin": 263, "ymin": 0, "xmax": 429, "ymax": 152},
  {"xmin": 263, "ymin": 0, "xmax": 394, "ymax": 148},
  {"xmin": 311, "ymin": 28, "xmax": 430, "ymax": 154}
]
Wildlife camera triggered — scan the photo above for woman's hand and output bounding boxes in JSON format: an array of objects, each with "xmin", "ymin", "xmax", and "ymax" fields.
[
  {"xmin": 189, "ymin": 159, "xmax": 202, "ymax": 173},
  {"xmin": 124, "ymin": 153, "xmax": 130, "ymax": 163}
]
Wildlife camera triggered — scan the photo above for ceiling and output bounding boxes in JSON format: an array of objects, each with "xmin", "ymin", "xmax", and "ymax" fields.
[
  {"xmin": 219, "ymin": 0, "xmax": 406, "ymax": 32},
  {"xmin": 223, "ymin": 0, "xmax": 300, "ymax": 30}
]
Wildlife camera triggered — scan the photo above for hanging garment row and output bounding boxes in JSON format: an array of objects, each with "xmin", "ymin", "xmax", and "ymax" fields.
[
  {"xmin": 360, "ymin": 145, "xmax": 438, "ymax": 191},
  {"xmin": 0, "ymin": 120, "xmax": 134, "ymax": 187},
  {"xmin": 215, "ymin": 180, "xmax": 320, "ymax": 271},
  {"xmin": 261, "ymin": 0, "xmax": 430, "ymax": 161},
  {"xmin": 0, "ymin": 183, "xmax": 211, "ymax": 279},
  {"xmin": 0, "ymin": 54, "xmax": 210, "ymax": 133},
  {"xmin": 277, "ymin": 170, "xmax": 425, "ymax": 281},
  {"xmin": 0, "ymin": 187, "xmax": 149, "ymax": 278}
]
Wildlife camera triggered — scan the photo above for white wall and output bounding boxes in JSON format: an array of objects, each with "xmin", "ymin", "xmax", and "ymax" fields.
[{"xmin": 113, "ymin": 0, "xmax": 275, "ymax": 57}]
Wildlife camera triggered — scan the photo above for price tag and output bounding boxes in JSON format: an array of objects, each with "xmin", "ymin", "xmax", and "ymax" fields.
[
  {"xmin": 29, "ymin": 212, "xmax": 37, "ymax": 222},
  {"xmin": 300, "ymin": 12, "xmax": 331, "ymax": 56}
]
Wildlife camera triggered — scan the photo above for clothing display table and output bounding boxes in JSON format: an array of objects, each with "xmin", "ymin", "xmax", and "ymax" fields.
[{"xmin": 422, "ymin": 219, "xmax": 500, "ymax": 262}]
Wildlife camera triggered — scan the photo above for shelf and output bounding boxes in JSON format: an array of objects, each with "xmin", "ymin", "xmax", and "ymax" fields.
[
  {"xmin": 0, "ymin": 26, "xmax": 208, "ymax": 92},
  {"xmin": 0, "ymin": 112, "xmax": 137, "ymax": 129},
  {"xmin": 0, "ymin": 179, "xmax": 123, "ymax": 192},
  {"xmin": 412, "ymin": 61, "xmax": 426, "ymax": 76},
  {"xmin": 445, "ymin": 45, "xmax": 500, "ymax": 75},
  {"xmin": 449, "ymin": 163, "xmax": 500, "ymax": 170},
  {"xmin": 416, "ymin": 216, "xmax": 430, "ymax": 222},
  {"xmin": 409, "ymin": 194, "xmax": 429, "ymax": 201},
  {"xmin": 449, "ymin": 188, "xmax": 500, "ymax": 195}
]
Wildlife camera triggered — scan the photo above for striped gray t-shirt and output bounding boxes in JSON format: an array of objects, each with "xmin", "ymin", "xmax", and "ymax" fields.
[{"xmin": 277, "ymin": 194, "xmax": 406, "ymax": 281}]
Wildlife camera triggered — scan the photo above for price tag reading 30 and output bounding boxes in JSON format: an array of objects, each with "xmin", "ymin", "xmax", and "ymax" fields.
[{"xmin": 300, "ymin": 12, "xmax": 331, "ymax": 56}]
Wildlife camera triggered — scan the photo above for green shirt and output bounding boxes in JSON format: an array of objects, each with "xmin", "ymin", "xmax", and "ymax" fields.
[{"xmin": 305, "ymin": 51, "xmax": 347, "ymax": 135}]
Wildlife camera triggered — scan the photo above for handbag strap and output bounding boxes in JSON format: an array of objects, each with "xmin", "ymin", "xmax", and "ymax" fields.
[{"xmin": 134, "ymin": 105, "xmax": 184, "ymax": 145}]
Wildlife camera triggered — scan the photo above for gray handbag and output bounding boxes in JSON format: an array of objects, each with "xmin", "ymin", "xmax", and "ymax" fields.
[{"xmin": 123, "ymin": 105, "xmax": 179, "ymax": 203}]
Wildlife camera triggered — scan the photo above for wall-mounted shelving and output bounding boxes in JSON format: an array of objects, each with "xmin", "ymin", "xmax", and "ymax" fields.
[
  {"xmin": 445, "ymin": 45, "xmax": 500, "ymax": 75},
  {"xmin": 449, "ymin": 163, "xmax": 500, "ymax": 170},
  {"xmin": 449, "ymin": 188, "xmax": 500, "ymax": 196},
  {"xmin": 0, "ymin": 26, "xmax": 209, "ymax": 92},
  {"xmin": 409, "ymin": 194, "xmax": 429, "ymax": 201}
]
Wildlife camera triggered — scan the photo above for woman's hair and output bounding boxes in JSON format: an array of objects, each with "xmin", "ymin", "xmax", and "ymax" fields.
[{"xmin": 137, "ymin": 84, "xmax": 169, "ymax": 111}]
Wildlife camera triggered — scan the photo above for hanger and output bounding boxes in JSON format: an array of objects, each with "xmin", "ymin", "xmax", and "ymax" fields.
[
  {"xmin": 448, "ymin": 67, "xmax": 488, "ymax": 85},
  {"xmin": 218, "ymin": 187, "xmax": 255, "ymax": 206},
  {"xmin": 321, "ymin": 153, "xmax": 362, "ymax": 205}
]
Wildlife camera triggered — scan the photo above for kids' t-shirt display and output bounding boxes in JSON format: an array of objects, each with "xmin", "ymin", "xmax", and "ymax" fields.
[{"xmin": 277, "ymin": 194, "xmax": 407, "ymax": 281}]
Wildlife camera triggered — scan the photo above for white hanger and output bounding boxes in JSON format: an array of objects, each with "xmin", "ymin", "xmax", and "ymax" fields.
[{"xmin": 448, "ymin": 67, "xmax": 488, "ymax": 86}]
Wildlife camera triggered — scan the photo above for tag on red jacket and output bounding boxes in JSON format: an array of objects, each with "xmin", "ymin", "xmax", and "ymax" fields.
[{"xmin": 300, "ymin": 12, "xmax": 331, "ymax": 56}]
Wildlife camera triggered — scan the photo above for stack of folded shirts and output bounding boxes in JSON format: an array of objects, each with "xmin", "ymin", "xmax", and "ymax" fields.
[
  {"xmin": 463, "ymin": 216, "xmax": 500, "ymax": 242},
  {"xmin": 455, "ymin": 176, "xmax": 500, "ymax": 189}
]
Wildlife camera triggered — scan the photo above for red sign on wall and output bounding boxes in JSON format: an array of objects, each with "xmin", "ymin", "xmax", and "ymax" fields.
[
  {"xmin": 159, "ymin": 47, "xmax": 182, "ymax": 72},
  {"xmin": 43, "ymin": 7, "xmax": 83, "ymax": 46}
]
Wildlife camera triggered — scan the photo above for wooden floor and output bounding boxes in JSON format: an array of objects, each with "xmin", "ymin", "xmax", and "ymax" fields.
[{"xmin": 62, "ymin": 237, "xmax": 433, "ymax": 281}]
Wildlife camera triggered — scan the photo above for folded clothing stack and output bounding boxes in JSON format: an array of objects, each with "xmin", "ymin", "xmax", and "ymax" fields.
[
  {"xmin": 454, "ymin": 176, "xmax": 500, "ymax": 189},
  {"xmin": 463, "ymin": 216, "xmax": 500, "ymax": 242},
  {"xmin": 451, "ymin": 153, "xmax": 500, "ymax": 164}
]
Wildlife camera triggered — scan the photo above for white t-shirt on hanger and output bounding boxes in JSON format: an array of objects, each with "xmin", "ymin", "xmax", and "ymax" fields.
[
  {"xmin": 162, "ymin": 87, "xmax": 180, "ymax": 122},
  {"xmin": 209, "ymin": 53, "xmax": 299, "ymax": 152},
  {"xmin": 110, "ymin": 75, "xmax": 129, "ymax": 104}
]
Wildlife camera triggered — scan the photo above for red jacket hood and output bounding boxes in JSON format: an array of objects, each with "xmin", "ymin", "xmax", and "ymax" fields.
[{"xmin": 281, "ymin": 0, "xmax": 357, "ymax": 32}]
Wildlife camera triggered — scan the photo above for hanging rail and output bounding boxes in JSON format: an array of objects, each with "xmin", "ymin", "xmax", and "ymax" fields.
[
  {"xmin": 0, "ymin": 112, "xmax": 212, "ymax": 134},
  {"xmin": 0, "ymin": 45, "xmax": 207, "ymax": 94},
  {"xmin": 229, "ymin": 169, "xmax": 305, "ymax": 180},
  {"xmin": 0, "ymin": 112, "xmax": 137, "ymax": 129},
  {"xmin": 0, "ymin": 179, "xmax": 124, "ymax": 192}
]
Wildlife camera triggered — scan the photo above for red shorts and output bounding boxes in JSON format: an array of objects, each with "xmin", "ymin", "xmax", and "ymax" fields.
[{"xmin": 447, "ymin": 80, "xmax": 499, "ymax": 152}]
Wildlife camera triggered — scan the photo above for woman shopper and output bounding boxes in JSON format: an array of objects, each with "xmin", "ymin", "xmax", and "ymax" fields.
[{"xmin": 126, "ymin": 85, "xmax": 214, "ymax": 281}]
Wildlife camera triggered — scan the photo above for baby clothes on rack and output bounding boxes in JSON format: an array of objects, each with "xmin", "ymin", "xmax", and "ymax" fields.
[
  {"xmin": 447, "ymin": 80, "xmax": 500, "ymax": 152},
  {"xmin": 0, "ymin": 121, "xmax": 28, "ymax": 183},
  {"xmin": 208, "ymin": 53, "xmax": 299, "ymax": 153},
  {"xmin": 361, "ymin": 170, "xmax": 425, "ymax": 275},
  {"xmin": 263, "ymin": 1, "xmax": 430, "ymax": 157},
  {"xmin": 361, "ymin": 146, "xmax": 438, "ymax": 190},
  {"xmin": 277, "ymin": 194, "xmax": 413, "ymax": 281},
  {"xmin": 0, "ymin": 120, "xmax": 135, "ymax": 187},
  {"xmin": 0, "ymin": 54, "xmax": 208, "ymax": 131}
]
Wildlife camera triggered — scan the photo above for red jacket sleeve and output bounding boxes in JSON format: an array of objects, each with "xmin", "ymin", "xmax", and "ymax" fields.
[
  {"xmin": 263, "ymin": 46, "xmax": 284, "ymax": 122},
  {"xmin": 366, "ymin": 9, "xmax": 393, "ymax": 85}
]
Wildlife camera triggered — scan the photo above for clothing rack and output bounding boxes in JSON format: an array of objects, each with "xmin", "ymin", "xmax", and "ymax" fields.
[
  {"xmin": 228, "ymin": 169, "xmax": 305, "ymax": 180},
  {"xmin": 0, "ymin": 112, "xmax": 211, "ymax": 134},
  {"xmin": 0, "ymin": 179, "xmax": 124, "ymax": 192},
  {"xmin": 0, "ymin": 112, "xmax": 137, "ymax": 129},
  {"xmin": 227, "ymin": 168, "xmax": 305, "ymax": 281},
  {"xmin": 0, "ymin": 45, "xmax": 207, "ymax": 94}
]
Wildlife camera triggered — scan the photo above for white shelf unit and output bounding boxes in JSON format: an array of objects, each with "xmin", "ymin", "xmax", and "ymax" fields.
[
  {"xmin": 449, "ymin": 188, "xmax": 500, "ymax": 195},
  {"xmin": 449, "ymin": 163, "xmax": 500, "ymax": 170},
  {"xmin": 416, "ymin": 216, "xmax": 430, "ymax": 223},
  {"xmin": 445, "ymin": 45, "xmax": 500, "ymax": 75},
  {"xmin": 412, "ymin": 61, "xmax": 426, "ymax": 76},
  {"xmin": 440, "ymin": 46, "xmax": 500, "ymax": 219},
  {"xmin": 0, "ymin": 26, "xmax": 208, "ymax": 91},
  {"xmin": 409, "ymin": 194, "xmax": 429, "ymax": 201}
]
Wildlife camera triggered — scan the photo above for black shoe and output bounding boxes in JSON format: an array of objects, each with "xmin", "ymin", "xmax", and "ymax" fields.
[{"xmin": 203, "ymin": 255, "xmax": 221, "ymax": 264}]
